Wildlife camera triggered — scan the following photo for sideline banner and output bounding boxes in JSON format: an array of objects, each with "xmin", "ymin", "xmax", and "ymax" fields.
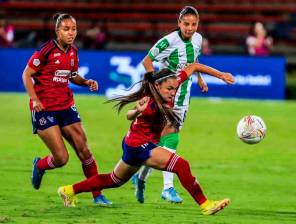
[{"xmin": 0, "ymin": 49, "xmax": 285, "ymax": 99}]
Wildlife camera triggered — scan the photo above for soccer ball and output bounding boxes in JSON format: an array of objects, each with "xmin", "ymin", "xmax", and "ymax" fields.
[{"xmin": 236, "ymin": 115, "xmax": 266, "ymax": 144}]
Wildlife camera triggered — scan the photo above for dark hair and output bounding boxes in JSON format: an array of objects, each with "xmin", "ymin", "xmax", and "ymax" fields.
[
  {"xmin": 179, "ymin": 6, "xmax": 199, "ymax": 20},
  {"xmin": 108, "ymin": 69, "xmax": 180, "ymax": 129},
  {"xmin": 53, "ymin": 13, "xmax": 75, "ymax": 29}
]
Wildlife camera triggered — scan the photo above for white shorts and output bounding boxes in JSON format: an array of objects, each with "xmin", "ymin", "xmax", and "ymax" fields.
[{"xmin": 173, "ymin": 105, "xmax": 189, "ymax": 130}]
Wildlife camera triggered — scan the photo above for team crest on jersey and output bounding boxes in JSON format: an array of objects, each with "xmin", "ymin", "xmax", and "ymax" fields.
[
  {"xmin": 70, "ymin": 51, "xmax": 74, "ymax": 56},
  {"xmin": 55, "ymin": 60, "xmax": 60, "ymax": 64},
  {"xmin": 33, "ymin": 59, "xmax": 40, "ymax": 67}
]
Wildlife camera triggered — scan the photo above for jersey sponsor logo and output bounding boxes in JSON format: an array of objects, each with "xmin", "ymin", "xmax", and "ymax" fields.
[
  {"xmin": 33, "ymin": 59, "xmax": 40, "ymax": 67},
  {"xmin": 71, "ymin": 59, "xmax": 74, "ymax": 67},
  {"xmin": 53, "ymin": 70, "xmax": 71, "ymax": 83},
  {"xmin": 53, "ymin": 53, "xmax": 61, "ymax": 57},
  {"xmin": 55, "ymin": 70, "xmax": 71, "ymax": 77},
  {"xmin": 176, "ymin": 63, "xmax": 189, "ymax": 71}
]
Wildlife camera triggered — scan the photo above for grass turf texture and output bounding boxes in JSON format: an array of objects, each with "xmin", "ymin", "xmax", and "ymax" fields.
[{"xmin": 0, "ymin": 93, "xmax": 295, "ymax": 224}]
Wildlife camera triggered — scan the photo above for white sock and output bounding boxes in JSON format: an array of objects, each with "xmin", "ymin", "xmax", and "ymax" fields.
[
  {"xmin": 162, "ymin": 146, "xmax": 176, "ymax": 190},
  {"xmin": 138, "ymin": 165, "xmax": 152, "ymax": 181},
  {"xmin": 163, "ymin": 171, "xmax": 174, "ymax": 190}
]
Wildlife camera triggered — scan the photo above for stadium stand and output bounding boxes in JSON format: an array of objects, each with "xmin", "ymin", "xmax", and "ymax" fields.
[{"xmin": 1, "ymin": 0, "xmax": 296, "ymax": 64}]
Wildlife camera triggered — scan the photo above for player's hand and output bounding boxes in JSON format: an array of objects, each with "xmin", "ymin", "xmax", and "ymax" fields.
[
  {"xmin": 198, "ymin": 75, "xmax": 208, "ymax": 93},
  {"xmin": 221, "ymin": 72, "xmax": 235, "ymax": 85},
  {"xmin": 32, "ymin": 99, "xmax": 44, "ymax": 112},
  {"xmin": 136, "ymin": 96, "xmax": 150, "ymax": 113},
  {"xmin": 86, "ymin": 79, "xmax": 98, "ymax": 91}
]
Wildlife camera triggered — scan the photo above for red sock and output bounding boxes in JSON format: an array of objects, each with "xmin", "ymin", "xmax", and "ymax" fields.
[
  {"xmin": 73, "ymin": 172, "xmax": 124, "ymax": 194},
  {"xmin": 81, "ymin": 156, "xmax": 101, "ymax": 198},
  {"xmin": 166, "ymin": 154, "xmax": 207, "ymax": 205},
  {"xmin": 37, "ymin": 155, "xmax": 56, "ymax": 171}
]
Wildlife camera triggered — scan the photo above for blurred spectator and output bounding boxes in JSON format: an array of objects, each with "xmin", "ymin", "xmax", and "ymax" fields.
[
  {"xmin": 83, "ymin": 22, "xmax": 107, "ymax": 50},
  {"xmin": 0, "ymin": 15, "xmax": 14, "ymax": 47},
  {"xmin": 246, "ymin": 22, "xmax": 273, "ymax": 56},
  {"xmin": 201, "ymin": 37, "xmax": 213, "ymax": 55}
]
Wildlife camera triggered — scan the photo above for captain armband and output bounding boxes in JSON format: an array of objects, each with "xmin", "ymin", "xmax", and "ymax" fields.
[{"xmin": 70, "ymin": 71, "xmax": 78, "ymax": 79}]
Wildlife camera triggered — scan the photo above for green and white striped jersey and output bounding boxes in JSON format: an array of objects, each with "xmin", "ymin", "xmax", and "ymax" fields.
[{"xmin": 148, "ymin": 30, "xmax": 202, "ymax": 107}]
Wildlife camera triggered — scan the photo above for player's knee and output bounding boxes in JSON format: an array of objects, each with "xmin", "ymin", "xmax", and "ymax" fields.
[
  {"xmin": 53, "ymin": 152, "xmax": 69, "ymax": 167},
  {"xmin": 77, "ymin": 146, "xmax": 91, "ymax": 161}
]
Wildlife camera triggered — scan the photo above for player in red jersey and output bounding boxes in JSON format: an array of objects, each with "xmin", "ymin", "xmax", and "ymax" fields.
[
  {"xmin": 22, "ymin": 13, "xmax": 111, "ymax": 205},
  {"xmin": 58, "ymin": 62, "xmax": 234, "ymax": 215}
]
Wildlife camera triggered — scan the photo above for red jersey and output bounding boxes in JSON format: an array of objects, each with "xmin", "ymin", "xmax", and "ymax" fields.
[
  {"xmin": 125, "ymin": 71, "xmax": 188, "ymax": 147},
  {"xmin": 27, "ymin": 39, "xmax": 79, "ymax": 111}
]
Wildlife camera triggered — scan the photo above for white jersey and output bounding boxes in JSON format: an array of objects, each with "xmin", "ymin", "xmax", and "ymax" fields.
[{"xmin": 148, "ymin": 30, "xmax": 202, "ymax": 107}]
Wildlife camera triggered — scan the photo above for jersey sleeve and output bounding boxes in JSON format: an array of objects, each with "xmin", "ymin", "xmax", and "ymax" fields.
[
  {"xmin": 27, "ymin": 51, "xmax": 45, "ymax": 72},
  {"xmin": 148, "ymin": 37, "xmax": 170, "ymax": 62}
]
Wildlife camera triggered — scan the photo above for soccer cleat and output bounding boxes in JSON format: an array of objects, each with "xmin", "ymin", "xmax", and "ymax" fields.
[
  {"xmin": 135, "ymin": 178, "xmax": 145, "ymax": 203},
  {"xmin": 93, "ymin": 195, "xmax": 113, "ymax": 206},
  {"xmin": 31, "ymin": 157, "xmax": 45, "ymax": 190},
  {"xmin": 58, "ymin": 185, "xmax": 77, "ymax": 207},
  {"xmin": 200, "ymin": 198, "xmax": 230, "ymax": 215},
  {"xmin": 161, "ymin": 187, "xmax": 183, "ymax": 203},
  {"xmin": 131, "ymin": 173, "xmax": 138, "ymax": 188}
]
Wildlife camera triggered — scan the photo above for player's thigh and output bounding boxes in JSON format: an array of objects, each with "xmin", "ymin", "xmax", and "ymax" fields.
[
  {"xmin": 61, "ymin": 122, "xmax": 87, "ymax": 149},
  {"xmin": 113, "ymin": 159, "xmax": 140, "ymax": 181},
  {"xmin": 144, "ymin": 146, "xmax": 173, "ymax": 170},
  {"xmin": 37, "ymin": 125, "xmax": 68, "ymax": 157}
]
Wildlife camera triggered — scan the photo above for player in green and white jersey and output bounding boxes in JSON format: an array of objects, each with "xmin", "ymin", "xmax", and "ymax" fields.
[{"xmin": 133, "ymin": 6, "xmax": 208, "ymax": 204}]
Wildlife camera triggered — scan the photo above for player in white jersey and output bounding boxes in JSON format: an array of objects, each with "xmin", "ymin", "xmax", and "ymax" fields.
[{"xmin": 133, "ymin": 6, "xmax": 208, "ymax": 203}]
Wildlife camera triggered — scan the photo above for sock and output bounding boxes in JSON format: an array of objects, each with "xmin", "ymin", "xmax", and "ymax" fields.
[
  {"xmin": 73, "ymin": 172, "xmax": 124, "ymax": 194},
  {"xmin": 160, "ymin": 133, "xmax": 179, "ymax": 190},
  {"xmin": 37, "ymin": 155, "xmax": 56, "ymax": 171},
  {"xmin": 166, "ymin": 154, "xmax": 207, "ymax": 205},
  {"xmin": 81, "ymin": 155, "xmax": 101, "ymax": 198},
  {"xmin": 138, "ymin": 166, "xmax": 152, "ymax": 181},
  {"xmin": 163, "ymin": 171, "xmax": 174, "ymax": 190}
]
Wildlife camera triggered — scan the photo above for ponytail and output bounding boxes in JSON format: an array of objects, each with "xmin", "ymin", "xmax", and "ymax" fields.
[{"xmin": 108, "ymin": 69, "xmax": 180, "ymax": 129}]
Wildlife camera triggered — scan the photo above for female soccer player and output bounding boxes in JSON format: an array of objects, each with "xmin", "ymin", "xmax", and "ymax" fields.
[
  {"xmin": 58, "ymin": 62, "xmax": 234, "ymax": 216},
  {"xmin": 22, "ymin": 13, "xmax": 111, "ymax": 205},
  {"xmin": 133, "ymin": 6, "xmax": 208, "ymax": 204}
]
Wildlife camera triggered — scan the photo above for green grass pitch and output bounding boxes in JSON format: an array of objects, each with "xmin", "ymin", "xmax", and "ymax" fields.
[{"xmin": 0, "ymin": 93, "xmax": 295, "ymax": 224}]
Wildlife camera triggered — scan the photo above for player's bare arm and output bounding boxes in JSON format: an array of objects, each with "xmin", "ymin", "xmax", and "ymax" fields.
[
  {"xmin": 70, "ymin": 75, "xmax": 98, "ymax": 91},
  {"xmin": 197, "ymin": 74, "xmax": 208, "ymax": 92},
  {"xmin": 22, "ymin": 65, "xmax": 44, "ymax": 112},
  {"xmin": 184, "ymin": 63, "xmax": 234, "ymax": 85},
  {"xmin": 142, "ymin": 55, "xmax": 154, "ymax": 72}
]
